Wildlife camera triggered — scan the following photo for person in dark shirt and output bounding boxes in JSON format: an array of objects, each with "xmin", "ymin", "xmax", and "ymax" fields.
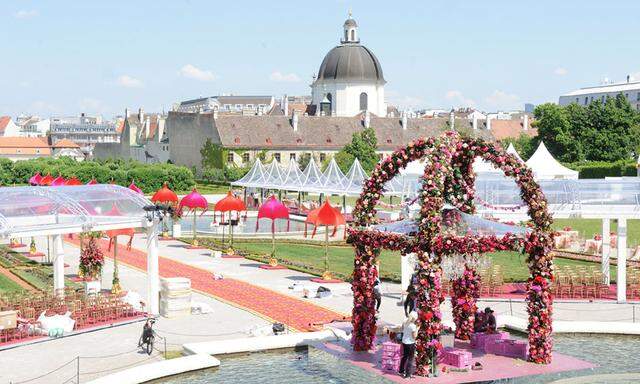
[
  {"xmin": 404, "ymin": 285, "xmax": 416, "ymax": 317},
  {"xmin": 473, "ymin": 310, "xmax": 486, "ymax": 333},
  {"xmin": 484, "ymin": 307, "xmax": 497, "ymax": 333}
]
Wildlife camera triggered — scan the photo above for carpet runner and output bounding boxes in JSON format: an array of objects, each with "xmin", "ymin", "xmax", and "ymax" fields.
[{"xmin": 65, "ymin": 238, "xmax": 347, "ymax": 332}]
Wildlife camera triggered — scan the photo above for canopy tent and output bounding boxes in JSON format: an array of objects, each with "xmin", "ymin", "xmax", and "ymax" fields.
[
  {"xmin": 301, "ymin": 157, "xmax": 326, "ymax": 192},
  {"xmin": 322, "ymin": 158, "xmax": 347, "ymax": 193},
  {"xmin": 282, "ymin": 160, "xmax": 304, "ymax": 188},
  {"xmin": 263, "ymin": 160, "xmax": 286, "ymax": 189},
  {"xmin": 233, "ymin": 159, "xmax": 267, "ymax": 187},
  {"xmin": 506, "ymin": 143, "xmax": 524, "ymax": 163},
  {"xmin": 0, "ymin": 184, "xmax": 162, "ymax": 315},
  {"xmin": 344, "ymin": 158, "xmax": 368, "ymax": 195},
  {"xmin": 525, "ymin": 141, "xmax": 578, "ymax": 180}
]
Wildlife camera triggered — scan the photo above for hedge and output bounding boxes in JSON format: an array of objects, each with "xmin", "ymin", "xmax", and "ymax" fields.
[
  {"xmin": 564, "ymin": 160, "xmax": 637, "ymax": 179},
  {"xmin": 0, "ymin": 158, "xmax": 194, "ymax": 193}
]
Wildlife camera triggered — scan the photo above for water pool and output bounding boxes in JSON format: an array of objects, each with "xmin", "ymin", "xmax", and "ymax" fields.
[
  {"xmin": 178, "ymin": 215, "xmax": 326, "ymax": 236},
  {"xmin": 156, "ymin": 347, "xmax": 394, "ymax": 384},
  {"xmin": 157, "ymin": 334, "xmax": 640, "ymax": 384}
]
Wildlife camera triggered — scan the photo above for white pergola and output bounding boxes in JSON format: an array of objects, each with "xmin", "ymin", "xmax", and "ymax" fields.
[{"xmin": 0, "ymin": 185, "xmax": 161, "ymax": 315}]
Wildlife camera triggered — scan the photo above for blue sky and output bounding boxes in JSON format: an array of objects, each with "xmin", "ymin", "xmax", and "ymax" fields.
[{"xmin": 2, "ymin": 0, "xmax": 640, "ymax": 118}]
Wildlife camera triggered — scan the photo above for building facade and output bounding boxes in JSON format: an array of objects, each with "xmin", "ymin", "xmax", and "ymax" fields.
[
  {"xmin": 176, "ymin": 95, "xmax": 276, "ymax": 115},
  {"xmin": 50, "ymin": 113, "xmax": 118, "ymax": 156},
  {"xmin": 559, "ymin": 77, "xmax": 640, "ymax": 110},
  {"xmin": 310, "ymin": 15, "xmax": 386, "ymax": 117}
]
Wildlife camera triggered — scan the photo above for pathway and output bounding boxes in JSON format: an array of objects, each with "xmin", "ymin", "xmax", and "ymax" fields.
[{"xmin": 66, "ymin": 238, "xmax": 347, "ymax": 332}]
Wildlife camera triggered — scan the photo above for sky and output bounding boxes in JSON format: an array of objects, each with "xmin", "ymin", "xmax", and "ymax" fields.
[{"xmin": 2, "ymin": 0, "xmax": 640, "ymax": 119}]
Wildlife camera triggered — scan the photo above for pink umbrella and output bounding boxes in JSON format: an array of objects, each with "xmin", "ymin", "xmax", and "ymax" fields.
[
  {"xmin": 128, "ymin": 181, "xmax": 143, "ymax": 194},
  {"xmin": 179, "ymin": 188, "xmax": 208, "ymax": 246},
  {"xmin": 29, "ymin": 172, "xmax": 42, "ymax": 186},
  {"xmin": 51, "ymin": 175, "xmax": 67, "ymax": 186},
  {"xmin": 257, "ymin": 195, "xmax": 289, "ymax": 266}
]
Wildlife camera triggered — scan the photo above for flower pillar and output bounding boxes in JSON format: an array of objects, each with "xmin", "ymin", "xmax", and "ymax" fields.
[
  {"xmin": 451, "ymin": 264, "xmax": 480, "ymax": 340},
  {"xmin": 351, "ymin": 243, "xmax": 379, "ymax": 351}
]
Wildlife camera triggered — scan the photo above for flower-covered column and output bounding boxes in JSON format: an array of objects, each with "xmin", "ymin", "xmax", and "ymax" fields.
[
  {"xmin": 351, "ymin": 243, "xmax": 380, "ymax": 351},
  {"xmin": 525, "ymin": 230, "xmax": 554, "ymax": 364},
  {"xmin": 451, "ymin": 264, "xmax": 480, "ymax": 340}
]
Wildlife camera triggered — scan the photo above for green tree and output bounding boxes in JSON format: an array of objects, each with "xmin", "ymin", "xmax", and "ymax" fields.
[
  {"xmin": 533, "ymin": 103, "xmax": 582, "ymax": 162},
  {"xmin": 335, "ymin": 127, "xmax": 379, "ymax": 173},
  {"xmin": 297, "ymin": 152, "xmax": 312, "ymax": 170},
  {"xmin": 500, "ymin": 134, "xmax": 537, "ymax": 160},
  {"xmin": 200, "ymin": 139, "xmax": 225, "ymax": 169}
]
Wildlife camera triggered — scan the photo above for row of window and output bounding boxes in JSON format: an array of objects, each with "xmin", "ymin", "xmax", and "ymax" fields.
[
  {"xmin": 576, "ymin": 92, "xmax": 640, "ymax": 106},
  {"xmin": 226, "ymin": 152, "xmax": 327, "ymax": 163},
  {"xmin": 223, "ymin": 104, "xmax": 268, "ymax": 110}
]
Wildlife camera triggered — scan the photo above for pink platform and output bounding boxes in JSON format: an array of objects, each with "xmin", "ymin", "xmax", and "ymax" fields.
[{"xmin": 317, "ymin": 339, "xmax": 595, "ymax": 384}]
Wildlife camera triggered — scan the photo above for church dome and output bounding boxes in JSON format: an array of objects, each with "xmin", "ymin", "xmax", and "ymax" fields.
[{"xmin": 316, "ymin": 44, "xmax": 385, "ymax": 83}]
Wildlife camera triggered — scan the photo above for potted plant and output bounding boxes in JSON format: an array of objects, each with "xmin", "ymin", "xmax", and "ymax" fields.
[{"xmin": 79, "ymin": 232, "xmax": 104, "ymax": 293}]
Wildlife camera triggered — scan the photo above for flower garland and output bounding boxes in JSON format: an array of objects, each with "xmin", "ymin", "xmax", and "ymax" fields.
[
  {"xmin": 450, "ymin": 265, "xmax": 480, "ymax": 340},
  {"xmin": 349, "ymin": 131, "xmax": 555, "ymax": 371},
  {"xmin": 79, "ymin": 236, "xmax": 104, "ymax": 280}
]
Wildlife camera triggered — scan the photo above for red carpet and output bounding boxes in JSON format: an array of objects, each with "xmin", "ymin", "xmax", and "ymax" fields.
[{"xmin": 66, "ymin": 238, "xmax": 347, "ymax": 331}]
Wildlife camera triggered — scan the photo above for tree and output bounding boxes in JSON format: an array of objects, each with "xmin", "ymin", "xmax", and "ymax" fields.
[
  {"xmin": 200, "ymin": 139, "xmax": 225, "ymax": 169},
  {"xmin": 500, "ymin": 134, "xmax": 537, "ymax": 160},
  {"xmin": 335, "ymin": 127, "xmax": 379, "ymax": 173},
  {"xmin": 533, "ymin": 103, "xmax": 582, "ymax": 162},
  {"xmin": 297, "ymin": 152, "xmax": 312, "ymax": 170}
]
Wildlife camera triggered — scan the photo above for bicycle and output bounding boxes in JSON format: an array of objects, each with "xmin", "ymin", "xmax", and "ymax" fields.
[{"xmin": 138, "ymin": 318, "xmax": 156, "ymax": 355}]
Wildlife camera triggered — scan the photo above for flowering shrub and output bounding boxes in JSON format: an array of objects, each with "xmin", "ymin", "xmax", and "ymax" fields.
[
  {"xmin": 79, "ymin": 236, "xmax": 104, "ymax": 280},
  {"xmin": 450, "ymin": 265, "xmax": 480, "ymax": 340},
  {"xmin": 349, "ymin": 131, "xmax": 554, "ymax": 371}
]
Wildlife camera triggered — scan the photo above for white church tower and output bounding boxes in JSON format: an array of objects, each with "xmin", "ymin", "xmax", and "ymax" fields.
[{"xmin": 311, "ymin": 13, "xmax": 387, "ymax": 117}]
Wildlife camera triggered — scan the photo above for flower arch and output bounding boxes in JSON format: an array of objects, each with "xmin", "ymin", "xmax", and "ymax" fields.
[{"xmin": 348, "ymin": 131, "xmax": 554, "ymax": 374}]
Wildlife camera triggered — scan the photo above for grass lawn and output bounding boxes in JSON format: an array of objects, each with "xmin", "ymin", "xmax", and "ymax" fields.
[
  {"xmin": 230, "ymin": 240, "xmax": 614, "ymax": 283},
  {"xmin": 0, "ymin": 273, "xmax": 24, "ymax": 293}
]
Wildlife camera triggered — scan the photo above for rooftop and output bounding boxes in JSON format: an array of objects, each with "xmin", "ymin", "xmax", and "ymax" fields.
[{"xmin": 561, "ymin": 80, "xmax": 640, "ymax": 96}]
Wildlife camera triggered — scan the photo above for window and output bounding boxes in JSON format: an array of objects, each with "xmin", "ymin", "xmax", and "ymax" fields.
[
  {"xmin": 319, "ymin": 153, "xmax": 326, "ymax": 162},
  {"xmin": 344, "ymin": 30, "xmax": 349, "ymax": 41},
  {"xmin": 274, "ymin": 153, "xmax": 281, "ymax": 162},
  {"xmin": 350, "ymin": 29, "xmax": 355, "ymax": 41},
  {"xmin": 584, "ymin": 97, "xmax": 588, "ymax": 105},
  {"xmin": 575, "ymin": 97, "xmax": 579, "ymax": 103},
  {"xmin": 290, "ymin": 153, "xmax": 296, "ymax": 161},
  {"xmin": 637, "ymin": 93, "xmax": 640, "ymax": 101},
  {"xmin": 235, "ymin": 104, "xmax": 242, "ymax": 110},
  {"xmin": 242, "ymin": 153, "xmax": 250, "ymax": 163},
  {"xmin": 246, "ymin": 104, "xmax": 253, "ymax": 109},
  {"xmin": 227, "ymin": 152, "xmax": 234, "ymax": 163},
  {"xmin": 360, "ymin": 92, "xmax": 368, "ymax": 111},
  {"xmin": 602, "ymin": 95, "xmax": 605, "ymax": 103}
]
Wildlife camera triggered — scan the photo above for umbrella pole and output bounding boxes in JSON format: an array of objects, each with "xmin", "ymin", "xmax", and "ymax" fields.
[
  {"xmin": 229, "ymin": 211, "xmax": 234, "ymax": 249},
  {"xmin": 192, "ymin": 210, "xmax": 198, "ymax": 247},
  {"xmin": 112, "ymin": 236, "xmax": 121, "ymax": 294},
  {"xmin": 270, "ymin": 226, "xmax": 277, "ymax": 267},
  {"xmin": 323, "ymin": 225, "xmax": 331, "ymax": 280}
]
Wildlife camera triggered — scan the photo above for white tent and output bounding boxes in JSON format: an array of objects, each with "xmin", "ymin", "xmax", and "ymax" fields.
[
  {"xmin": 322, "ymin": 158, "xmax": 347, "ymax": 193},
  {"xmin": 263, "ymin": 161, "xmax": 287, "ymax": 189},
  {"xmin": 344, "ymin": 158, "xmax": 368, "ymax": 195},
  {"xmin": 281, "ymin": 161, "xmax": 304, "ymax": 189},
  {"xmin": 525, "ymin": 141, "xmax": 579, "ymax": 180},
  {"xmin": 506, "ymin": 143, "xmax": 524, "ymax": 163},
  {"xmin": 233, "ymin": 159, "xmax": 266, "ymax": 187},
  {"xmin": 300, "ymin": 157, "xmax": 326, "ymax": 192}
]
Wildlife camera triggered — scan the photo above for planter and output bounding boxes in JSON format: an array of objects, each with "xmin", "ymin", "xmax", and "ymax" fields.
[
  {"xmin": 172, "ymin": 223, "xmax": 182, "ymax": 238},
  {"xmin": 84, "ymin": 280, "xmax": 101, "ymax": 295}
]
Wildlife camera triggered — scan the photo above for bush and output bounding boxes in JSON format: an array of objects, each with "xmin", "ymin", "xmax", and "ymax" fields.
[
  {"xmin": 4, "ymin": 158, "xmax": 195, "ymax": 193},
  {"xmin": 223, "ymin": 166, "xmax": 249, "ymax": 182},
  {"xmin": 202, "ymin": 168, "xmax": 226, "ymax": 183},
  {"xmin": 565, "ymin": 160, "xmax": 637, "ymax": 179}
]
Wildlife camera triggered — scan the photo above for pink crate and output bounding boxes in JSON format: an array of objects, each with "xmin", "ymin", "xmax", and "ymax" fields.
[
  {"xmin": 471, "ymin": 332, "xmax": 509, "ymax": 351},
  {"xmin": 485, "ymin": 339, "xmax": 528, "ymax": 360},
  {"xmin": 442, "ymin": 348, "xmax": 472, "ymax": 368},
  {"xmin": 381, "ymin": 360, "xmax": 400, "ymax": 372}
]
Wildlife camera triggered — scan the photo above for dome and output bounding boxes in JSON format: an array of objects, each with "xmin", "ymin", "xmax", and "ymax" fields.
[
  {"xmin": 344, "ymin": 18, "xmax": 358, "ymax": 28},
  {"xmin": 316, "ymin": 44, "xmax": 385, "ymax": 83}
]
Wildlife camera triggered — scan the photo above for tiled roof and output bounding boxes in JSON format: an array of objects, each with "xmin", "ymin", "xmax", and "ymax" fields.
[
  {"xmin": 52, "ymin": 139, "xmax": 81, "ymax": 148},
  {"xmin": 490, "ymin": 119, "xmax": 537, "ymax": 140},
  {"xmin": 207, "ymin": 115, "xmax": 494, "ymax": 150},
  {"xmin": 0, "ymin": 116, "xmax": 11, "ymax": 133},
  {"xmin": 0, "ymin": 137, "xmax": 51, "ymax": 155}
]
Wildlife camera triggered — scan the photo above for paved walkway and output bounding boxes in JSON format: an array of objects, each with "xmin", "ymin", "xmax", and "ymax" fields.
[{"xmin": 67, "ymin": 237, "xmax": 348, "ymax": 332}]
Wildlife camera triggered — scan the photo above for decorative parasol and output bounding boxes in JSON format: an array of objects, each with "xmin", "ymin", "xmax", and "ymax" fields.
[
  {"xmin": 305, "ymin": 205, "xmax": 346, "ymax": 239},
  {"xmin": 65, "ymin": 177, "xmax": 83, "ymax": 186},
  {"xmin": 128, "ymin": 181, "xmax": 143, "ymax": 194},
  {"xmin": 50, "ymin": 175, "xmax": 67, "ymax": 186},
  {"xmin": 179, "ymin": 188, "xmax": 208, "ymax": 247},
  {"xmin": 86, "ymin": 178, "xmax": 98, "ymax": 185},
  {"xmin": 29, "ymin": 172, "xmax": 42, "ymax": 186},
  {"xmin": 39, "ymin": 173, "xmax": 54, "ymax": 186},
  {"xmin": 151, "ymin": 182, "xmax": 179, "ymax": 237},
  {"xmin": 214, "ymin": 191, "xmax": 246, "ymax": 250},
  {"xmin": 256, "ymin": 195, "xmax": 289, "ymax": 267},
  {"xmin": 304, "ymin": 201, "xmax": 345, "ymax": 280},
  {"xmin": 105, "ymin": 204, "xmax": 135, "ymax": 294}
]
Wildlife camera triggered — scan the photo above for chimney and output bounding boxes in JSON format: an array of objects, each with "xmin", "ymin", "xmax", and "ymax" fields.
[
  {"xmin": 138, "ymin": 108, "xmax": 144, "ymax": 123},
  {"xmin": 449, "ymin": 110, "xmax": 455, "ymax": 129},
  {"xmin": 144, "ymin": 116, "xmax": 150, "ymax": 139},
  {"xmin": 125, "ymin": 108, "xmax": 130, "ymax": 118},
  {"xmin": 292, "ymin": 110, "xmax": 299, "ymax": 132},
  {"xmin": 486, "ymin": 116, "xmax": 492, "ymax": 131},
  {"xmin": 213, "ymin": 106, "xmax": 219, "ymax": 119},
  {"xmin": 472, "ymin": 114, "xmax": 478, "ymax": 130},
  {"xmin": 363, "ymin": 110, "xmax": 371, "ymax": 128},
  {"xmin": 401, "ymin": 111, "xmax": 408, "ymax": 130},
  {"xmin": 523, "ymin": 114, "xmax": 529, "ymax": 131},
  {"xmin": 628, "ymin": 75, "xmax": 631, "ymax": 83},
  {"xmin": 283, "ymin": 94, "xmax": 289, "ymax": 116}
]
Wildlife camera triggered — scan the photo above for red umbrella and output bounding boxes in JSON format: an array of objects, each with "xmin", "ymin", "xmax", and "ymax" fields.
[
  {"xmin": 29, "ymin": 172, "xmax": 42, "ymax": 186},
  {"xmin": 51, "ymin": 175, "xmax": 67, "ymax": 186},
  {"xmin": 214, "ymin": 191, "xmax": 246, "ymax": 248},
  {"xmin": 105, "ymin": 204, "xmax": 134, "ymax": 294},
  {"xmin": 39, "ymin": 173, "xmax": 54, "ymax": 186},
  {"xmin": 151, "ymin": 182, "xmax": 178, "ymax": 204},
  {"xmin": 256, "ymin": 195, "xmax": 289, "ymax": 266},
  {"xmin": 128, "ymin": 181, "xmax": 143, "ymax": 195},
  {"xmin": 86, "ymin": 178, "xmax": 98, "ymax": 185},
  {"xmin": 65, "ymin": 177, "xmax": 83, "ymax": 186},
  {"xmin": 179, "ymin": 188, "xmax": 208, "ymax": 246},
  {"xmin": 305, "ymin": 201, "xmax": 345, "ymax": 280},
  {"xmin": 305, "ymin": 204, "xmax": 345, "ymax": 238}
]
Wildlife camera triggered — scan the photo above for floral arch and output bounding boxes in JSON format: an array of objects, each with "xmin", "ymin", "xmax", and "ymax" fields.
[{"xmin": 347, "ymin": 131, "xmax": 554, "ymax": 374}]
